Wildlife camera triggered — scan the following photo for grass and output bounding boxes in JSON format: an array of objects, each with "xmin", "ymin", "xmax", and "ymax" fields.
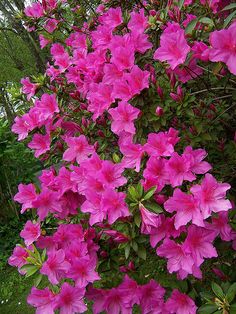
[{"xmin": 0, "ymin": 267, "xmax": 34, "ymax": 314}]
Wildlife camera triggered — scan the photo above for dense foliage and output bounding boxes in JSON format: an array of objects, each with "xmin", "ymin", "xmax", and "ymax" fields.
[{"xmin": 7, "ymin": 0, "xmax": 236, "ymax": 313}]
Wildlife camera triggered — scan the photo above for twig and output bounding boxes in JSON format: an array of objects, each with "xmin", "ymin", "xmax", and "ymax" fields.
[{"xmin": 190, "ymin": 87, "xmax": 235, "ymax": 96}]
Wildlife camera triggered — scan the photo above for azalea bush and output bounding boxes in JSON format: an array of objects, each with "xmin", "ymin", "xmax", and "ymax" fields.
[{"xmin": 8, "ymin": 0, "xmax": 236, "ymax": 313}]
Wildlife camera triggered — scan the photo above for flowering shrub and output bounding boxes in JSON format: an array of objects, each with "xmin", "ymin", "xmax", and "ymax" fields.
[{"xmin": 8, "ymin": 0, "xmax": 236, "ymax": 313}]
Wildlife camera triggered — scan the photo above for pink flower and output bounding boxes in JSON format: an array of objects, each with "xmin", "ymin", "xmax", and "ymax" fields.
[
  {"xmin": 44, "ymin": 18, "xmax": 59, "ymax": 33},
  {"xmin": 111, "ymin": 47, "xmax": 135, "ymax": 71},
  {"xmin": 24, "ymin": 3, "xmax": 44, "ymax": 18},
  {"xmin": 20, "ymin": 221, "xmax": 41, "ymax": 246},
  {"xmin": 63, "ymin": 135, "xmax": 95, "ymax": 164},
  {"xmin": 124, "ymin": 65, "xmax": 150, "ymax": 96},
  {"xmin": 99, "ymin": 161, "xmax": 127, "ymax": 189},
  {"xmin": 190, "ymin": 173, "xmax": 232, "ymax": 219},
  {"xmin": 183, "ymin": 146, "xmax": 212, "ymax": 174},
  {"xmin": 28, "ymin": 133, "xmax": 50, "ymax": 158},
  {"xmin": 14, "ymin": 183, "xmax": 37, "ymax": 213},
  {"xmin": 39, "ymin": 34, "xmax": 51, "ymax": 49},
  {"xmin": 109, "ymin": 102, "xmax": 140, "ymax": 136},
  {"xmin": 99, "ymin": 7, "xmax": 123, "ymax": 30},
  {"xmin": 27, "ymin": 287, "xmax": 55, "ymax": 314},
  {"xmin": 55, "ymin": 283, "xmax": 87, "ymax": 314},
  {"xmin": 165, "ymin": 289, "xmax": 197, "ymax": 314},
  {"xmin": 102, "ymin": 189, "xmax": 130, "ymax": 224},
  {"xmin": 154, "ymin": 23, "xmax": 190, "ymax": 70},
  {"xmin": 40, "ymin": 249, "xmax": 71, "ymax": 284},
  {"xmin": 139, "ymin": 279, "xmax": 165, "ymax": 314},
  {"xmin": 119, "ymin": 138, "xmax": 144, "ymax": 172},
  {"xmin": 144, "ymin": 132, "xmax": 175, "ymax": 157},
  {"xmin": 103, "ymin": 288, "xmax": 132, "ymax": 314},
  {"xmin": 67, "ymin": 257, "xmax": 100, "ymax": 287},
  {"xmin": 36, "ymin": 93, "xmax": 59, "ymax": 120},
  {"xmin": 164, "ymin": 189, "xmax": 204, "ymax": 229},
  {"xmin": 81, "ymin": 192, "xmax": 105, "ymax": 225},
  {"xmin": 167, "ymin": 152, "xmax": 196, "ymax": 187},
  {"xmin": 32, "ymin": 188, "xmax": 61, "ymax": 220},
  {"xmin": 119, "ymin": 275, "xmax": 140, "ymax": 307},
  {"xmin": 157, "ymin": 239, "xmax": 195, "ymax": 277},
  {"xmin": 209, "ymin": 22, "xmax": 236, "ymax": 75},
  {"xmin": 140, "ymin": 206, "xmax": 160, "ymax": 234},
  {"xmin": 207, "ymin": 211, "xmax": 233, "ymax": 241},
  {"xmin": 11, "ymin": 116, "xmax": 30, "ymax": 141},
  {"xmin": 8, "ymin": 245, "xmax": 29, "ymax": 270},
  {"xmin": 183, "ymin": 225, "xmax": 217, "ymax": 267},
  {"xmin": 21, "ymin": 77, "xmax": 38, "ymax": 100},
  {"xmin": 128, "ymin": 9, "xmax": 148, "ymax": 34},
  {"xmin": 143, "ymin": 157, "xmax": 169, "ymax": 191}
]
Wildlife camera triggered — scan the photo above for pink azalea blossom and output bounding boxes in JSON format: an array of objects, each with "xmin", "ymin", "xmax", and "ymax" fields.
[
  {"xmin": 14, "ymin": 183, "xmax": 37, "ymax": 213},
  {"xmin": 164, "ymin": 189, "xmax": 204, "ymax": 229},
  {"xmin": 67, "ymin": 256, "xmax": 100, "ymax": 287},
  {"xmin": 20, "ymin": 220, "xmax": 41, "ymax": 246},
  {"xmin": 11, "ymin": 116, "xmax": 30, "ymax": 141},
  {"xmin": 124, "ymin": 65, "xmax": 150, "ymax": 96},
  {"xmin": 144, "ymin": 132, "xmax": 175, "ymax": 157},
  {"xmin": 111, "ymin": 47, "xmax": 135, "ymax": 71},
  {"xmin": 183, "ymin": 225, "xmax": 217, "ymax": 267},
  {"xmin": 99, "ymin": 161, "xmax": 127, "ymax": 189},
  {"xmin": 157, "ymin": 239, "xmax": 195, "ymax": 278},
  {"xmin": 39, "ymin": 34, "xmax": 51, "ymax": 49},
  {"xmin": 99, "ymin": 7, "xmax": 123, "ymax": 30},
  {"xmin": 63, "ymin": 135, "xmax": 95, "ymax": 164},
  {"xmin": 24, "ymin": 3, "xmax": 44, "ymax": 18},
  {"xmin": 8, "ymin": 245, "xmax": 29, "ymax": 270},
  {"xmin": 207, "ymin": 211, "xmax": 233, "ymax": 241},
  {"xmin": 55, "ymin": 283, "xmax": 87, "ymax": 314},
  {"xmin": 119, "ymin": 137, "xmax": 144, "ymax": 172},
  {"xmin": 101, "ymin": 189, "xmax": 130, "ymax": 224},
  {"xmin": 208, "ymin": 22, "xmax": 236, "ymax": 75},
  {"xmin": 108, "ymin": 101, "xmax": 140, "ymax": 136},
  {"xmin": 32, "ymin": 188, "xmax": 61, "ymax": 220},
  {"xmin": 167, "ymin": 152, "xmax": 196, "ymax": 187},
  {"xmin": 143, "ymin": 157, "xmax": 169, "ymax": 191},
  {"xmin": 128, "ymin": 9, "xmax": 148, "ymax": 34},
  {"xmin": 40, "ymin": 249, "xmax": 71, "ymax": 284},
  {"xmin": 154, "ymin": 23, "xmax": 190, "ymax": 70},
  {"xmin": 165, "ymin": 289, "xmax": 197, "ymax": 314},
  {"xmin": 102, "ymin": 288, "xmax": 132, "ymax": 314},
  {"xmin": 190, "ymin": 173, "xmax": 232, "ymax": 219},
  {"xmin": 27, "ymin": 287, "xmax": 56, "ymax": 314},
  {"xmin": 28, "ymin": 133, "xmax": 51, "ymax": 158},
  {"xmin": 183, "ymin": 146, "xmax": 212, "ymax": 174},
  {"xmin": 21, "ymin": 77, "xmax": 38, "ymax": 100},
  {"xmin": 36, "ymin": 93, "xmax": 59, "ymax": 120},
  {"xmin": 139, "ymin": 279, "xmax": 165, "ymax": 314}
]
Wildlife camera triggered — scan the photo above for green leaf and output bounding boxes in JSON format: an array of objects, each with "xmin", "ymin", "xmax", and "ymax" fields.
[
  {"xmin": 131, "ymin": 241, "xmax": 138, "ymax": 252},
  {"xmin": 137, "ymin": 246, "xmax": 146, "ymax": 260},
  {"xmin": 143, "ymin": 186, "xmax": 157, "ymax": 201},
  {"xmin": 222, "ymin": 3, "xmax": 236, "ymax": 11},
  {"xmin": 21, "ymin": 264, "xmax": 39, "ymax": 277},
  {"xmin": 178, "ymin": 0, "xmax": 185, "ymax": 10},
  {"xmin": 128, "ymin": 186, "xmax": 138, "ymax": 201},
  {"xmin": 212, "ymin": 282, "xmax": 225, "ymax": 300},
  {"xmin": 134, "ymin": 213, "xmax": 141, "ymax": 227},
  {"xmin": 230, "ymin": 304, "xmax": 236, "ymax": 314},
  {"xmin": 136, "ymin": 183, "xmax": 144, "ymax": 199},
  {"xmin": 226, "ymin": 283, "xmax": 236, "ymax": 303},
  {"xmin": 34, "ymin": 274, "xmax": 43, "ymax": 287},
  {"xmin": 223, "ymin": 10, "xmax": 236, "ymax": 28},
  {"xmin": 185, "ymin": 18, "xmax": 198, "ymax": 34},
  {"xmin": 199, "ymin": 17, "xmax": 214, "ymax": 26},
  {"xmin": 197, "ymin": 304, "xmax": 219, "ymax": 313},
  {"xmin": 125, "ymin": 245, "xmax": 130, "ymax": 259},
  {"xmin": 145, "ymin": 201, "xmax": 163, "ymax": 214}
]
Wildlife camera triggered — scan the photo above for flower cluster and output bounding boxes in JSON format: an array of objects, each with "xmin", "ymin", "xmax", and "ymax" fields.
[{"xmin": 8, "ymin": 0, "xmax": 236, "ymax": 313}]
